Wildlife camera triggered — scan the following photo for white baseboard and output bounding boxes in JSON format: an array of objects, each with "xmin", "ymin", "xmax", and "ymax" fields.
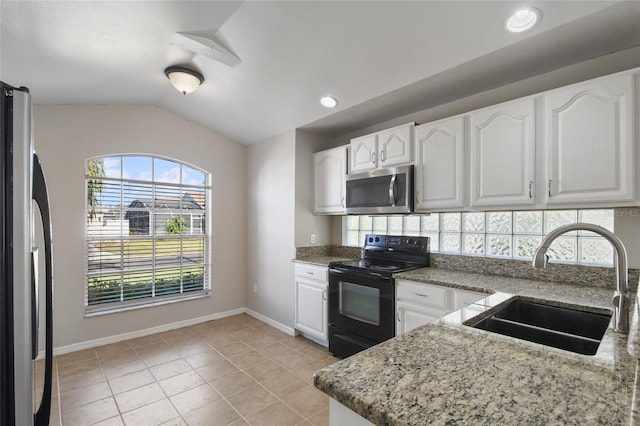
[
  {"xmin": 244, "ymin": 309, "xmax": 296, "ymax": 336},
  {"xmin": 47, "ymin": 307, "xmax": 246, "ymax": 357},
  {"xmin": 296, "ymin": 331, "xmax": 328, "ymax": 348},
  {"xmin": 42, "ymin": 307, "xmax": 297, "ymax": 359}
]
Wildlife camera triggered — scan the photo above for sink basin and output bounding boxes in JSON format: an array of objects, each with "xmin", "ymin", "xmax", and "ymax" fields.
[{"xmin": 468, "ymin": 299, "xmax": 612, "ymax": 356}]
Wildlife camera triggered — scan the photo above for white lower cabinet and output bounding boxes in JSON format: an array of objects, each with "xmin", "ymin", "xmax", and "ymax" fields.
[
  {"xmin": 396, "ymin": 279, "xmax": 486, "ymax": 336},
  {"xmin": 294, "ymin": 263, "xmax": 328, "ymax": 344},
  {"xmin": 453, "ymin": 288, "xmax": 487, "ymax": 311},
  {"xmin": 396, "ymin": 301, "xmax": 446, "ymax": 335},
  {"xmin": 330, "ymin": 398, "xmax": 375, "ymax": 426}
]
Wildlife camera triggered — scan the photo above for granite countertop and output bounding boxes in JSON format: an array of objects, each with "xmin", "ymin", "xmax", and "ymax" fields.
[
  {"xmin": 293, "ymin": 255, "xmax": 355, "ymax": 267},
  {"xmin": 314, "ymin": 267, "xmax": 639, "ymax": 425}
]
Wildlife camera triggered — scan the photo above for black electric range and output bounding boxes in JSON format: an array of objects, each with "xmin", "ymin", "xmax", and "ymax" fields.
[{"xmin": 327, "ymin": 234, "xmax": 430, "ymax": 358}]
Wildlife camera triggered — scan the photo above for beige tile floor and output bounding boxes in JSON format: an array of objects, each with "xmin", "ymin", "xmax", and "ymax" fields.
[{"xmin": 37, "ymin": 314, "xmax": 340, "ymax": 426}]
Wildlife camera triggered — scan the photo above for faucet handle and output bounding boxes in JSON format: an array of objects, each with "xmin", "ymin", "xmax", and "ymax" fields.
[{"xmin": 612, "ymin": 292, "xmax": 630, "ymax": 334}]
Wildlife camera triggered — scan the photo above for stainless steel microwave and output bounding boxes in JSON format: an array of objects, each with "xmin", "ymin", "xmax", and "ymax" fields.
[{"xmin": 345, "ymin": 165, "xmax": 413, "ymax": 214}]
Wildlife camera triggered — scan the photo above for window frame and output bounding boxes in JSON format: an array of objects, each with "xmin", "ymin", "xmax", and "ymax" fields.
[{"xmin": 84, "ymin": 154, "xmax": 212, "ymax": 315}]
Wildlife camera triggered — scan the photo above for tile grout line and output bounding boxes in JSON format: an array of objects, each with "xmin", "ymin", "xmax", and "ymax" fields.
[
  {"xmin": 57, "ymin": 316, "xmax": 331, "ymax": 426},
  {"xmin": 154, "ymin": 320, "xmax": 322, "ymax": 425},
  {"xmin": 94, "ymin": 347, "xmax": 125, "ymax": 426},
  {"xmin": 54, "ymin": 359, "xmax": 63, "ymax": 426},
  {"xmin": 211, "ymin": 323, "xmax": 329, "ymax": 425}
]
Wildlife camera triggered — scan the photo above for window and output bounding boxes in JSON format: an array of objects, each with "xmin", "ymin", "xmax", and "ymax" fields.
[
  {"xmin": 85, "ymin": 155, "xmax": 211, "ymax": 312},
  {"xmin": 344, "ymin": 209, "xmax": 614, "ymax": 266}
]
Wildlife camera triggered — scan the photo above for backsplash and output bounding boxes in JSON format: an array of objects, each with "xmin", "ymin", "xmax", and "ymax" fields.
[
  {"xmin": 296, "ymin": 245, "xmax": 360, "ymax": 259},
  {"xmin": 296, "ymin": 245, "xmax": 639, "ymax": 290},
  {"xmin": 430, "ymin": 253, "xmax": 639, "ymax": 290}
]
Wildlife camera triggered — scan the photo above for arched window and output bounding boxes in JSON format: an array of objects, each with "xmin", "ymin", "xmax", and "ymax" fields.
[{"xmin": 85, "ymin": 155, "xmax": 211, "ymax": 312}]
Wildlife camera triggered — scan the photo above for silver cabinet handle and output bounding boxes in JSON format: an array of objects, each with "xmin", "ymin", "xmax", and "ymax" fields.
[
  {"xmin": 528, "ymin": 181, "xmax": 532, "ymax": 198},
  {"xmin": 415, "ymin": 190, "xmax": 420, "ymax": 204},
  {"xmin": 380, "ymin": 150, "xmax": 386, "ymax": 162},
  {"xmin": 548, "ymin": 179, "xmax": 552, "ymax": 197},
  {"xmin": 414, "ymin": 292, "xmax": 429, "ymax": 298},
  {"xmin": 341, "ymin": 196, "xmax": 345, "ymax": 207},
  {"xmin": 322, "ymin": 288, "xmax": 327, "ymax": 301},
  {"xmin": 306, "ymin": 271, "xmax": 314, "ymax": 275},
  {"xmin": 396, "ymin": 308, "xmax": 401, "ymax": 322},
  {"xmin": 371, "ymin": 152, "xmax": 376, "ymax": 165},
  {"xmin": 388, "ymin": 174, "xmax": 397, "ymax": 206}
]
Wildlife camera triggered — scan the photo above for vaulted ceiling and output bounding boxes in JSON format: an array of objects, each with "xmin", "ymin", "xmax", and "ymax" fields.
[{"xmin": 2, "ymin": 1, "xmax": 640, "ymax": 145}]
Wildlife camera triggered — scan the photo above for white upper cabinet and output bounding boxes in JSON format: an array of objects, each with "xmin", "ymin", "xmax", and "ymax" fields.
[
  {"xmin": 543, "ymin": 72, "xmax": 635, "ymax": 206},
  {"xmin": 414, "ymin": 116, "xmax": 465, "ymax": 211},
  {"xmin": 350, "ymin": 123, "xmax": 414, "ymax": 172},
  {"xmin": 470, "ymin": 97, "xmax": 536, "ymax": 208},
  {"xmin": 350, "ymin": 134, "xmax": 377, "ymax": 172},
  {"xmin": 378, "ymin": 123, "xmax": 413, "ymax": 167},
  {"xmin": 313, "ymin": 145, "xmax": 347, "ymax": 214}
]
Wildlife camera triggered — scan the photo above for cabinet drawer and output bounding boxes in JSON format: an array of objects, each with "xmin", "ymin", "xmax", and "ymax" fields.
[
  {"xmin": 396, "ymin": 280, "xmax": 448, "ymax": 309},
  {"xmin": 294, "ymin": 263, "xmax": 328, "ymax": 282}
]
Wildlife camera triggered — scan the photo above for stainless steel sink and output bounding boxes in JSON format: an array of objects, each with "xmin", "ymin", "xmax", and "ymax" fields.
[{"xmin": 468, "ymin": 299, "xmax": 612, "ymax": 356}]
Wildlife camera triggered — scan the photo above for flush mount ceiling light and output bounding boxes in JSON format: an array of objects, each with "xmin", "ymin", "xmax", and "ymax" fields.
[
  {"xmin": 164, "ymin": 65, "xmax": 204, "ymax": 95},
  {"xmin": 505, "ymin": 8, "xmax": 540, "ymax": 33},
  {"xmin": 320, "ymin": 96, "xmax": 338, "ymax": 108}
]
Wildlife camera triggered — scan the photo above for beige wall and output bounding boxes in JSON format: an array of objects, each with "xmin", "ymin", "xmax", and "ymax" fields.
[
  {"xmin": 246, "ymin": 130, "xmax": 296, "ymax": 327},
  {"xmin": 33, "ymin": 105, "xmax": 247, "ymax": 348}
]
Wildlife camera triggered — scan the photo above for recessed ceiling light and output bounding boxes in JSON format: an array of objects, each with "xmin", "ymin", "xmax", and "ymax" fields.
[
  {"xmin": 320, "ymin": 96, "xmax": 338, "ymax": 108},
  {"xmin": 505, "ymin": 8, "xmax": 539, "ymax": 33}
]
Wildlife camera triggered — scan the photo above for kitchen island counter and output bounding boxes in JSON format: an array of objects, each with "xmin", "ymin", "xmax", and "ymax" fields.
[{"xmin": 314, "ymin": 268, "xmax": 637, "ymax": 425}]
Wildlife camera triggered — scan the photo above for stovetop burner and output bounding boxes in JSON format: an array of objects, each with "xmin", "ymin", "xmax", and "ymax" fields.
[
  {"xmin": 330, "ymin": 234, "xmax": 430, "ymax": 276},
  {"xmin": 334, "ymin": 258, "xmax": 424, "ymax": 274}
]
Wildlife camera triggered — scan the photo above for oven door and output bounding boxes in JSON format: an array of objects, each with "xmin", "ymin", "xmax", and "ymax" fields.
[{"xmin": 328, "ymin": 267, "xmax": 395, "ymax": 343}]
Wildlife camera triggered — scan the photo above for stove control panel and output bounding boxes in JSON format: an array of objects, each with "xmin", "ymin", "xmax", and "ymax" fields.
[{"xmin": 365, "ymin": 234, "xmax": 430, "ymax": 253}]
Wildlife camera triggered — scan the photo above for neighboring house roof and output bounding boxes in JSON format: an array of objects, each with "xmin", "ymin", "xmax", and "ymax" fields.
[
  {"xmin": 184, "ymin": 192, "xmax": 205, "ymax": 209},
  {"xmin": 124, "ymin": 194, "xmax": 203, "ymax": 219}
]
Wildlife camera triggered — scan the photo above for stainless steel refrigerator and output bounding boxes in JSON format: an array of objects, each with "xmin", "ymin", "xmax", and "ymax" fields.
[{"xmin": 1, "ymin": 82, "xmax": 54, "ymax": 425}]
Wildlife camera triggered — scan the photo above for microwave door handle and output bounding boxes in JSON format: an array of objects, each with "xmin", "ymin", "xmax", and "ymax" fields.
[{"xmin": 388, "ymin": 174, "xmax": 397, "ymax": 207}]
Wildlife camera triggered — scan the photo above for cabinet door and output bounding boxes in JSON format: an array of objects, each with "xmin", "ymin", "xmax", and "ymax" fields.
[
  {"xmin": 415, "ymin": 117, "xmax": 465, "ymax": 211},
  {"xmin": 396, "ymin": 301, "xmax": 444, "ymax": 336},
  {"xmin": 295, "ymin": 278, "xmax": 328, "ymax": 341},
  {"xmin": 378, "ymin": 123, "xmax": 413, "ymax": 167},
  {"xmin": 452, "ymin": 289, "xmax": 486, "ymax": 311},
  {"xmin": 544, "ymin": 73, "xmax": 635, "ymax": 205},
  {"xmin": 350, "ymin": 134, "xmax": 377, "ymax": 172},
  {"xmin": 313, "ymin": 146, "xmax": 347, "ymax": 214},
  {"xmin": 470, "ymin": 98, "xmax": 535, "ymax": 208}
]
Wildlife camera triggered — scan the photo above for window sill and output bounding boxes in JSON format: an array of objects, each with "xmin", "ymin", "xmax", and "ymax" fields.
[{"xmin": 84, "ymin": 292, "xmax": 210, "ymax": 317}]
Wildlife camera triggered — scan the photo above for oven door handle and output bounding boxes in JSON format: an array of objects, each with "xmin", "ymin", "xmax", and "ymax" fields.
[{"xmin": 330, "ymin": 267, "xmax": 386, "ymax": 279}]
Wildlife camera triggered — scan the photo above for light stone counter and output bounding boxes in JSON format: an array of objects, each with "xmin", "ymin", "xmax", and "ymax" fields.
[
  {"xmin": 314, "ymin": 268, "xmax": 638, "ymax": 425},
  {"xmin": 293, "ymin": 256, "xmax": 354, "ymax": 267}
]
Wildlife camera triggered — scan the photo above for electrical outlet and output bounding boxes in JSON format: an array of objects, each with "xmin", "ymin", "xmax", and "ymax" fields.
[
  {"xmin": 311, "ymin": 234, "xmax": 316, "ymax": 244},
  {"xmin": 253, "ymin": 284, "xmax": 258, "ymax": 294}
]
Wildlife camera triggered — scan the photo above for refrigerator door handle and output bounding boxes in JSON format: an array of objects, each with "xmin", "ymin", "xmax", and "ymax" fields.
[
  {"xmin": 32, "ymin": 154, "xmax": 53, "ymax": 426},
  {"xmin": 31, "ymin": 247, "xmax": 39, "ymax": 360}
]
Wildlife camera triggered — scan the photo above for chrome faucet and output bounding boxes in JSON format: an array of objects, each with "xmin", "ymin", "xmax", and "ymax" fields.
[{"xmin": 532, "ymin": 223, "xmax": 629, "ymax": 334}]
